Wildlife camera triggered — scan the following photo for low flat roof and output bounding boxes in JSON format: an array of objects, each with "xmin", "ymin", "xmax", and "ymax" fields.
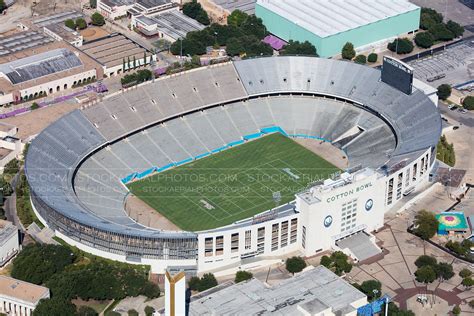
[
  {"xmin": 189, "ymin": 266, "xmax": 366, "ymax": 315},
  {"xmin": 0, "ymin": 220, "xmax": 17, "ymax": 246},
  {"xmin": 152, "ymin": 11, "xmax": 206, "ymax": 40},
  {"xmin": 0, "ymin": 31, "xmax": 54, "ymax": 58},
  {"xmin": 256, "ymin": 0, "xmax": 419, "ymax": 38},
  {"xmin": 212, "ymin": 0, "xmax": 256, "ymax": 14},
  {"xmin": 0, "ymin": 276, "xmax": 49, "ymax": 305}
]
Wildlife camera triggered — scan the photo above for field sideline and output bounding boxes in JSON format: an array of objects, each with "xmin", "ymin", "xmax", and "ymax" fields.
[{"xmin": 127, "ymin": 133, "xmax": 339, "ymax": 231}]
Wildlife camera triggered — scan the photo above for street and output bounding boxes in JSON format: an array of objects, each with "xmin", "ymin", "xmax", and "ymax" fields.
[{"xmin": 438, "ymin": 101, "xmax": 474, "ymax": 127}]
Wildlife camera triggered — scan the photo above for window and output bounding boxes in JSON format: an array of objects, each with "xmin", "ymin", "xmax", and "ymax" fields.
[
  {"xmin": 302, "ymin": 226, "xmax": 306, "ymax": 249},
  {"xmin": 205, "ymin": 237, "xmax": 213, "ymax": 257},
  {"xmin": 387, "ymin": 178, "xmax": 394, "ymax": 205},
  {"xmin": 257, "ymin": 227, "xmax": 265, "ymax": 254},
  {"xmin": 281, "ymin": 221, "xmax": 288, "ymax": 248},
  {"xmin": 290, "ymin": 218, "xmax": 297, "ymax": 244},
  {"xmin": 245, "ymin": 230, "xmax": 251, "ymax": 250},
  {"xmin": 231, "ymin": 233, "xmax": 239, "ymax": 253},
  {"xmin": 412, "ymin": 163, "xmax": 418, "ymax": 182},
  {"xmin": 271, "ymin": 223, "xmax": 279, "ymax": 251},
  {"xmin": 215, "ymin": 236, "xmax": 224, "ymax": 255}
]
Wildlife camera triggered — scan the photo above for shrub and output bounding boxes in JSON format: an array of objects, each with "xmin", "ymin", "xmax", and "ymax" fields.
[
  {"xmin": 30, "ymin": 102, "xmax": 40, "ymax": 110},
  {"xmin": 359, "ymin": 280, "xmax": 382, "ymax": 301},
  {"xmin": 144, "ymin": 306, "xmax": 155, "ymax": 316},
  {"xmin": 91, "ymin": 12, "xmax": 105, "ymax": 26},
  {"xmin": 429, "ymin": 23, "xmax": 454, "ymax": 41},
  {"xmin": 452, "ymin": 305, "xmax": 461, "ymax": 315},
  {"xmin": 341, "ymin": 42, "xmax": 355, "ymax": 60},
  {"xmin": 367, "ymin": 53, "xmax": 378, "ymax": 63},
  {"xmin": 280, "ymin": 40, "xmax": 318, "ymax": 56},
  {"xmin": 414, "ymin": 32, "xmax": 434, "ymax": 48},
  {"xmin": 415, "ymin": 265, "xmax": 437, "ymax": 283},
  {"xmin": 387, "ymin": 38, "xmax": 414, "ymax": 54},
  {"xmin": 354, "ymin": 54, "xmax": 366, "ymax": 64},
  {"xmin": 436, "ymin": 135, "xmax": 455, "ymax": 167},
  {"xmin": 413, "ymin": 210, "xmax": 438, "ymax": 240},
  {"xmin": 459, "ymin": 268, "xmax": 472, "ymax": 279},
  {"xmin": 65, "ymin": 19, "xmax": 75, "ymax": 30},
  {"xmin": 446, "ymin": 20, "xmax": 464, "ymax": 37},
  {"xmin": 76, "ymin": 18, "xmax": 87, "ymax": 30},
  {"xmin": 127, "ymin": 310, "xmax": 139, "ymax": 316},
  {"xmin": 235, "ymin": 270, "xmax": 253, "ymax": 283},
  {"xmin": 285, "ymin": 256, "xmax": 307, "ymax": 274},
  {"xmin": 437, "ymin": 84, "xmax": 451, "ymax": 100},
  {"xmin": 182, "ymin": 0, "xmax": 210, "ymax": 25},
  {"xmin": 462, "ymin": 96, "xmax": 474, "ymax": 110},
  {"xmin": 415, "ymin": 255, "xmax": 437, "ymax": 268},
  {"xmin": 420, "ymin": 8, "xmax": 443, "ymax": 30},
  {"xmin": 188, "ymin": 273, "xmax": 218, "ymax": 292}
]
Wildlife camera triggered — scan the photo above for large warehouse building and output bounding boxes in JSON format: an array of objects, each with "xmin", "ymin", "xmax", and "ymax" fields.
[{"xmin": 255, "ymin": 0, "xmax": 421, "ymax": 57}]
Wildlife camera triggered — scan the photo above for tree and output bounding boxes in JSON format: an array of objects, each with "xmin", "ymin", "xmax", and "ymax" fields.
[
  {"xmin": 452, "ymin": 305, "xmax": 461, "ymax": 316},
  {"xmin": 188, "ymin": 276, "xmax": 201, "ymax": 291},
  {"xmin": 446, "ymin": 20, "xmax": 464, "ymax": 37},
  {"xmin": 415, "ymin": 255, "xmax": 437, "ymax": 268},
  {"xmin": 76, "ymin": 18, "xmax": 87, "ymax": 30},
  {"xmin": 437, "ymin": 84, "xmax": 452, "ymax": 100},
  {"xmin": 280, "ymin": 40, "xmax": 318, "ymax": 56},
  {"xmin": 415, "ymin": 265, "xmax": 437, "ymax": 284},
  {"xmin": 367, "ymin": 53, "xmax": 378, "ymax": 63},
  {"xmin": 235, "ymin": 270, "xmax": 253, "ymax": 283},
  {"xmin": 462, "ymin": 277, "xmax": 473, "ymax": 289},
  {"xmin": 198, "ymin": 273, "xmax": 218, "ymax": 291},
  {"xmin": 414, "ymin": 32, "xmax": 434, "ymax": 48},
  {"xmin": 239, "ymin": 15, "xmax": 267, "ymax": 39},
  {"xmin": 128, "ymin": 310, "xmax": 139, "ymax": 316},
  {"xmin": 320, "ymin": 252, "xmax": 352, "ymax": 276},
  {"xmin": 89, "ymin": 0, "xmax": 97, "ymax": 9},
  {"xmin": 0, "ymin": 0, "xmax": 6, "ymax": 14},
  {"xmin": 320, "ymin": 255, "xmax": 332, "ymax": 268},
  {"xmin": 387, "ymin": 38, "xmax": 414, "ymax": 54},
  {"xmin": 413, "ymin": 210, "xmax": 438, "ymax": 240},
  {"xmin": 182, "ymin": 0, "xmax": 210, "ymax": 25},
  {"xmin": 381, "ymin": 302, "xmax": 416, "ymax": 316},
  {"xmin": 77, "ymin": 306, "xmax": 98, "ymax": 316},
  {"xmin": 354, "ymin": 54, "xmax": 366, "ymax": 64},
  {"xmin": 429, "ymin": 23, "xmax": 454, "ymax": 41},
  {"xmin": 435, "ymin": 262, "xmax": 454, "ymax": 281},
  {"xmin": 459, "ymin": 268, "xmax": 472, "ymax": 279},
  {"xmin": 462, "ymin": 96, "xmax": 474, "ymax": 110},
  {"xmin": 359, "ymin": 280, "xmax": 382, "ymax": 301},
  {"xmin": 144, "ymin": 306, "xmax": 155, "ymax": 316},
  {"xmin": 226, "ymin": 35, "xmax": 272, "ymax": 57},
  {"xmin": 469, "ymin": 299, "xmax": 474, "ymax": 308},
  {"xmin": 4, "ymin": 158, "xmax": 19, "ymax": 176},
  {"xmin": 33, "ymin": 298, "xmax": 77, "ymax": 316},
  {"xmin": 91, "ymin": 12, "xmax": 105, "ymax": 26},
  {"xmin": 286, "ymin": 256, "xmax": 307, "ymax": 274},
  {"xmin": 341, "ymin": 42, "xmax": 355, "ymax": 60},
  {"xmin": 446, "ymin": 240, "xmax": 468, "ymax": 256},
  {"xmin": 65, "ymin": 19, "xmax": 76, "ymax": 30},
  {"xmin": 227, "ymin": 10, "xmax": 248, "ymax": 27}
]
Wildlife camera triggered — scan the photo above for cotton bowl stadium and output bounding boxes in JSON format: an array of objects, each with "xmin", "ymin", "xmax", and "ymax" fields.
[{"xmin": 26, "ymin": 56, "xmax": 441, "ymax": 273}]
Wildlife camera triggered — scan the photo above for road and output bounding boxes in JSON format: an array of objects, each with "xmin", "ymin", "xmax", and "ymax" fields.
[
  {"xmin": 4, "ymin": 171, "xmax": 23, "ymax": 231},
  {"xmin": 438, "ymin": 101, "xmax": 474, "ymax": 127}
]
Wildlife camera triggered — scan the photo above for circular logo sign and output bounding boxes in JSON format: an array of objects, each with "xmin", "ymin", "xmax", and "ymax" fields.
[
  {"xmin": 365, "ymin": 199, "xmax": 374, "ymax": 211},
  {"xmin": 324, "ymin": 215, "xmax": 333, "ymax": 227}
]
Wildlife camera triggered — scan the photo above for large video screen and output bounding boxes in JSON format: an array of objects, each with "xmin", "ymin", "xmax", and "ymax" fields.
[{"xmin": 381, "ymin": 56, "xmax": 413, "ymax": 95}]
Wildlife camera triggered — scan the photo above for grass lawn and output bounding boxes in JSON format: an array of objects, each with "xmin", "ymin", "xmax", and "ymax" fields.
[{"xmin": 128, "ymin": 133, "xmax": 339, "ymax": 231}]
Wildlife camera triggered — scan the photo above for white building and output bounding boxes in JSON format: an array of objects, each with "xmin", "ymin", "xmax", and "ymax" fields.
[
  {"xmin": 0, "ymin": 276, "xmax": 49, "ymax": 316},
  {"xmin": 164, "ymin": 271, "xmax": 186, "ymax": 316},
  {"xmin": 0, "ymin": 221, "xmax": 19, "ymax": 267},
  {"xmin": 0, "ymin": 123, "xmax": 23, "ymax": 173}
]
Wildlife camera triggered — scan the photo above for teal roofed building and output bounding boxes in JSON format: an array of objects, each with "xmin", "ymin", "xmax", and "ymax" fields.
[{"xmin": 255, "ymin": 0, "xmax": 421, "ymax": 57}]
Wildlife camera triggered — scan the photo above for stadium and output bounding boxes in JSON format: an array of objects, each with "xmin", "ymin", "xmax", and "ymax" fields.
[{"xmin": 26, "ymin": 56, "xmax": 441, "ymax": 273}]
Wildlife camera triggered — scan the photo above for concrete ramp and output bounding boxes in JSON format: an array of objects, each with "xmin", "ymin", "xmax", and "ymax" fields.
[{"xmin": 336, "ymin": 231, "xmax": 381, "ymax": 261}]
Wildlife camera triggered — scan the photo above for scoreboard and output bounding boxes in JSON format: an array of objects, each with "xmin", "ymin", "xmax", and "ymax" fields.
[{"xmin": 381, "ymin": 56, "xmax": 414, "ymax": 95}]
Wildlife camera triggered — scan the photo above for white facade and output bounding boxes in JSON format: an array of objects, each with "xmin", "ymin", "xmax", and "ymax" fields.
[
  {"xmin": 0, "ymin": 221, "xmax": 19, "ymax": 267},
  {"xmin": 164, "ymin": 271, "xmax": 186, "ymax": 316},
  {"xmin": 97, "ymin": 0, "xmax": 135, "ymax": 20},
  {"xmin": 0, "ymin": 276, "xmax": 49, "ymax": 316}
]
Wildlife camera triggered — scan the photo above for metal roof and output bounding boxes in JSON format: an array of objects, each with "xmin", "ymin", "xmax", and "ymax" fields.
[{"xmin": 256, "ymin": 0, "xmax": 419, "ymax": 38}]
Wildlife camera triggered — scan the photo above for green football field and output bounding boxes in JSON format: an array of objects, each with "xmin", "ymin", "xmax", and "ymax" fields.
[{"xmin": 127, "ymin": 133, "xmax": 339, "ymax": 231}]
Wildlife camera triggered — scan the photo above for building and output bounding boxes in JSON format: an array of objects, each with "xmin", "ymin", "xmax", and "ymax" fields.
[
  {"xmin": 0, "ymin": 41, "xmax": 103, "ymax": 106},
  {"xmin": 0, "ymin": 220, "xmax": 19, "ymax": 267},
  {"xmin": 43, "ymin": 24, "xmax": 83, "ymax": 47},
  {"xmin": 255, "ymin": 0, "xmax": 421, "ymax": 57},
  {"xmin": 436, "ymin": 212, "xmax": 469, "ymax": 235},
  {"xmin": 0, "ymin": 31, "xmax": 54, "ymax": 58},
  {"xmin": 80, "ymin": 33, "xmax": 156, "ymax": 77},
  {"xmin": 0, "ymin": 123, "xmax": 23, "ymax": 172},
  {"xmin": 189, "ymin": 266, "xmax": 367, "ymax": 315},
  {"xmin": 164, "ymin": 271, "xmax": 186, "ymax": 316},
  {"xmin": 26, "ymin": 56, "xmax": 441, "ymax": 274},
  {"xmin": 97, "ymin": 0, "xmax": 136, "ymax": 20},
  {"xmin": 132, "ymin": 10, "xmax": 206, "ymax": 41},
  {"xmin": 0, "ymin": 276, "xmax": 49, "ymax": 316}
]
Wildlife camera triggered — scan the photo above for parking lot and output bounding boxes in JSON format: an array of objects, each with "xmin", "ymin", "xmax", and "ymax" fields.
[{"xmin": 409, "ymin": 41, "xmax": 474, "ymax": 87}]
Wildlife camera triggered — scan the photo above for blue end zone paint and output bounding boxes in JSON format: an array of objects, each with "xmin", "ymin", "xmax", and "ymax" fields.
[
  {"xmin": 176, "ymin": 157, "xmax": 193, "ymax": 166},
  {"xmin": 228, "ymin": 140, "xmax": 245, "ymax": 147},
  {"xmin": 126, "ymin": 126, "xmax": 332, "ymax": 182},
  {"xmin": 195, "ymin": 152, "xmax": 211, "ymax": 160},
  {"xmin": 243, "ymin": 132, "xmax": 264, "ymax": 140}
]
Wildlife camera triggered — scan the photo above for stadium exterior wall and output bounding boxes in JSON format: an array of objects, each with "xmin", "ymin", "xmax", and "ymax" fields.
[{"xmin": 255, "ymin": 4, "xmax": 421, "ymax": 57}]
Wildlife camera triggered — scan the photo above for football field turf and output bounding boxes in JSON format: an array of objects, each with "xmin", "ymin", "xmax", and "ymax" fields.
[{"xmin": 127, "ymin": 133, "xmax": 339, "ymax": 231}]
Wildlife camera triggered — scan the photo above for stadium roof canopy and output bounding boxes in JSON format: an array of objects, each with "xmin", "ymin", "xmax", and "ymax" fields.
[
  {"xmin": 0, "ymin": 49, "xmax": 82, "ymax": 85},
  {"xmin": 256, "ymin": 0, "xmax": 419, "ymax": 37}
]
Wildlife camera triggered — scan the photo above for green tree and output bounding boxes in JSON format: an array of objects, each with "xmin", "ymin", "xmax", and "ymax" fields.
[
  {"xmin": 414, "ymin": 32, "xmax": 434, "ymax": 48},
  {"xmin": 33, "ymin": 298, "xmax": 77, "ymax": 316},
  {"xmin": 367, "ymin": 53, "xmax": 378, "ymax": 63},
  {"xmin": 285, "ymin": 256, "xmax": 307, "ymax": 274},
  {"xmin": 415, "ymin": 265, "xmax": 437, "ymax": 284},
  {"xmin": 30, "ymin": 102, "xmax": 40, "ymax": 110},
  {"xmin": 445, "ymin": 240, "xmax": 467, "ymax": 256},
  {"xmin": 320, "ymin": 255, "xmax": 332, "ymax": 268},
  {"xmin": 89, "ymin": 0, "xmax": 97, "ymax": 9},
  {"xmin": 341, "ymin": 42, "xmax": 355, "ymax": 60},
  {"xmin": 198, "ymin": 273, "xmax": 218, "ymax": 291},
  {"xmin": 239, "ymin": 15, "xmax": 267, "ymax": 39},
  {"xmin": 359, "ymin": 280, "xmax": 382, "ymax": 301},
  {"xmin": 462, "ymin": 277, "xmax": 473, "ymax": 289},
  {"xmin": 462, "ymin": 96, "xmax": 474, "ymax": 110},
  {"xmin": 188, "ymin": 276, "xmax": 201, "ymax": 291},
  {"xmin": 76, "ymin": 18, "xmax": 87, "ymax": 30},
  {"xmin": 415, "ymin": 255, "xmax": 437, "ymax": 268},
  {"xmin": 429, "ymin": 23, "xmax": 454, "ymax": 41},
  {"xmin": 459, "ymin": 268, "xmax": 472, "ymax": 278},
  {"xmin": 227, "ymin": 10, "xmax": 248, "ymax": 27},
  {"xmin": 387, "ymin": 38, "xmax": 414, "ymax": 54},
  {"xmin": 226, "ymin": 35, "xmax": 272, "ymax": 57},
  {"xmin": 182, "ymin": 0, "xmax": 210, "ymax": 25},
  {"xmin": 235, "ymin": 270, "xmax": 253, "ymax": 283},
  {"xmin": 452, "ymin": 305, "xmax": 461, "ymax": 316},
  {"xmin": 0, "ymin": 0, "xmax": 6, "ymax": 14},
  {"xmin": 4, "ymin": 158, "xmax": 19, "ymax": 176},
  {"xmin": 381, "ymin": 302, "xmax": 416, "ymax": 316},
  {"xmin": 144, "ymin": 306, "xmax": 155, "ymax": 316},
  {"xmin": 469, "ymin": 299, "xmax": 474, "ymax": 308},
  {"xmin": 128, "ymin": 310, "xmax": 139, "ymax": 316},
  {"xmin": 65, "ymin": 19, "xmax": 76, "ymax": 30},
  {"xmin": 91, "ymin": 12, "xmax": 105, "ymax": 26},
  {"xmin": 413, "ymin": 210, "xmax": 438, "ymax": 240},
  {"xmin": 354, "ymin": 54, "xmax": 366, "ymax": 64},
  {"xmin": 437, "ymin": 84, "xmax": 451, "ymax": 100},
  {"xmin": 77, "ymin": 306, "xmax": 98, "ymax": 316},
  {"xmin": 435, "ymin": 262, "xmax": 454, "ymax": 281},
  {"xmin": 280, "ymin": 40, "xmax": 318, "ymax": 56},
  {"xmin": 446, "ymin": 20, "xmax": 464, "ymax": 37}
]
